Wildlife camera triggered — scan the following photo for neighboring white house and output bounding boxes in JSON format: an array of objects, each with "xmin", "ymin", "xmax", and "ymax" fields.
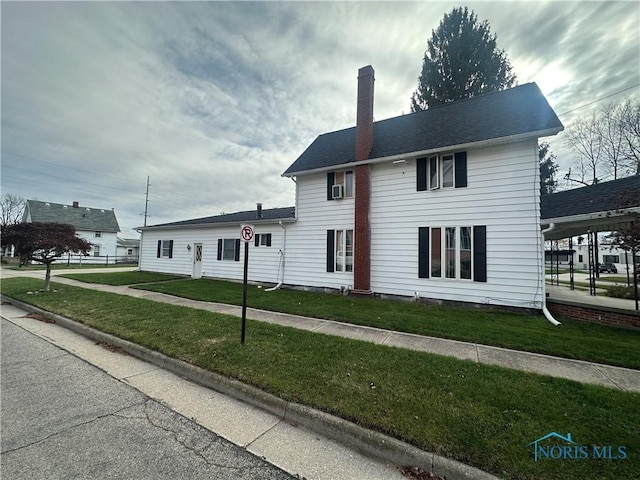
[
  {"xmin": 139, "ymin": 66, "xmax": 565, "ymax": 310},
  {"xmin": 116, "ymin": 236, "xmax": 141, "ymax": 263},
  {"xmin": 22, "ymin": 200, "xmax": 121, "ymax": 263},
  {"xmin": 546, "ymin": 242, "xmax": 635, "ymax": 272}
]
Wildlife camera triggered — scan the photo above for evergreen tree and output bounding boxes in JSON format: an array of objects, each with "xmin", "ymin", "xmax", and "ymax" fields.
[
  {"xmin": 411, "ymin": 7, "xmax": 516, "ymax": 111},
  {"xmin": 539, "ymin": 142, "xmax": 558, "ymax": 196}
]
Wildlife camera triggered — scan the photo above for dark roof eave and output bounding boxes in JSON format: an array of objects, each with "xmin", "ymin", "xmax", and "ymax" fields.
[
  {"xmin": 541, "ymin": 206, "xmax": 640, "ymax": 224},
  {"xmin": 282, "ymin": 126, "xmax": 563, "ymax": 177},
  {"xmin": 139, "ymin": 217, "xmax": 297, "ymax": 232}
]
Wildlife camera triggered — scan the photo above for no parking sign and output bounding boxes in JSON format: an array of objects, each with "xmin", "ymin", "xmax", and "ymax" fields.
[
  {"xmin": 240, "ymin": 224, "xmax": 254, "ymax": 242},
  {"xmin": 239, "ymin": 224, "xmax": 254, "ymax": 344}
]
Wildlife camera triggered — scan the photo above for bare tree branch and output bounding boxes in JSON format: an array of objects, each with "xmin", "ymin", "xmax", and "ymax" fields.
[{"xmin": 0, "ymin": 194, "xmax": 26, "ymax": 229}]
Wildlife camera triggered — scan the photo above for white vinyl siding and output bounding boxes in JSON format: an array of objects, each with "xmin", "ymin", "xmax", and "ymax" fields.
[
  {"xmin": 138, "ymin": 138, "xmax": 543, "ymax": 309},
  {"xmin": 369, "ymin": 139, "xmax": 543, "ymax": 308},
  {"xmin": 139, "ymin": 225, "xmax": 285, "ymax": 282},
  {"xmin": 67, "ymin": 230, "xmax": 118, "ymax": 263},
  {"xmin": 285, "ymin": 172, "xmax": 354, "ymax": 289}
]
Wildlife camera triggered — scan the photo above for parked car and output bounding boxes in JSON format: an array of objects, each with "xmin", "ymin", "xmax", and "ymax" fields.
[{"xmin": 598, "ymin": 263, "xmax": 618, "ymax": 274}]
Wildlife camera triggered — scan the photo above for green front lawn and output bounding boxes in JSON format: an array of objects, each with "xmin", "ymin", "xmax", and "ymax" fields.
[
  {"xmin": 121, "ymin": 277, "xmax": 640, "ymax": 370},
  {"xmin": 60, "ymin": 271, "xmax": 185, "ymax": 285},
  {"xmin": 2, "ymin": 277, "xmax": 638, "ymax": 480}
]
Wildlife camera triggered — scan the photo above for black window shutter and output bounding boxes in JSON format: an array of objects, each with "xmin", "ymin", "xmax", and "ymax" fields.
[
  {"xmin": 326, "ymin": 230, "xmax": 335, "ymax": 272},
  {"xmin": 473, "ymin": 225, "xmax": 487, "ymax": 282},
  {"xmin": 168, "ymin": 240, "xmax": 173, "ymax": 259},
  {"xmin": 255, "ymin": 234, "xmax": 260, "ymax": 247},
  {"xmin": 157, "ymin": 240, "xmax": 161, "ymax": 258},
  {"xmin": 418, "ymin": 227, "xmax": 430, "ymax": 278},
  {"xmin": 266, "ymin": 234, "xmax": 272, "ymax": 247},
  {"xmin": 235, "ymin": 239, "xmax": 241, "ymax": 261},
  {"xmin": 327, "ymin": 172, "xmax": 335, "ymax": 201},
  {"xmin": 416, "ymin": 158, "xmax": 427, "ymax": 191},
  {"xmin": 455, "ymin": 152, "xmax": 467, "ymax": 188},
  {"xmin": 217, "ymin": 239, "xmax": 222, "ymax": 260}
]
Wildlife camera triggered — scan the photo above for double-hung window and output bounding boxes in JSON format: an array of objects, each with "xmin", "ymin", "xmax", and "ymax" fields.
[
  {"xmin": 326, "ymin": 229, "xmax": 353, "ymax": 272},
  {"xmin": 417, "ymin": 152, "xmax": 467, "ymax": 191},
  {"xmin": 217, "ymin": 238, "xmax": 241, "ymax": 261},
  {"xmin": 254, "ymin": 233, "xmax": 272, "ymax": 247},
  {"xmin": 156, "ymin": 240, "xmax": 173, "ymax": 258},
  {"xmin": 327, "ymin": 170, "xmax": 354, "ymax": 200},
  {"xmin": 419, "ymin": 226, "xmax": 486, "ymax": 282}
]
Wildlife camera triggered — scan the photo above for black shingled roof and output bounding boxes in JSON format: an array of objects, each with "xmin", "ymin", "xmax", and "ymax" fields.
[
  {"xmin": 284, "ymin": 82, "xmax": 563, "ymax": 176},
  {"xmin": 143, "ymin": 206, "xmax": 296, "ymax": 230},
  {"xmin": 24, "ymin": 200, "xmax": 120, "ymax": 232},
  {"xmin": 541, "ymin": 176, "xmax": 640, "ymax": 220}
]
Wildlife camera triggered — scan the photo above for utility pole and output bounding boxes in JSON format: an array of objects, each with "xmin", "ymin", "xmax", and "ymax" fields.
[{"xmin": 143, "ymin": 176, "xmax": 150, "ymax": 227}]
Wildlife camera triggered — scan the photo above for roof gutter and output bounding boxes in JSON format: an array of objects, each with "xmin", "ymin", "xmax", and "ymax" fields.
[
  {"xmin": 139, "ymin": 217, "xmax": 297, "ymax": 232},
  {"xmin": 542, "ymin": 206, "xmax": 640, "ymax": 226},
  {"xmin": 283, "ymin": 127, "xmax": 563, "ymax": 178},
  {"xmin": 541, "ymin": 222, "xmax": 561, "ymax": 326}
]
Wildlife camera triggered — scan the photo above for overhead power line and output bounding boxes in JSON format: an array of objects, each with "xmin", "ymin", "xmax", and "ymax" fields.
[
  {"xmin": 0, "ymin": 150, "xmax": 143, "ymax": 185},
  {"xmin": 3, "ymin": 164, "xmax": 142, "ymax": 195},
  {"xmin": 558, "ymin": 83, "xmax": 640, "ymax": 117},
  {"xmin": 1, "ymin": 174, "xmax": 144, "ymax": 200}
]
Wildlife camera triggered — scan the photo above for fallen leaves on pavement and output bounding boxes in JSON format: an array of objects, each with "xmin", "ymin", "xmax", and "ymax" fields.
[{"xmin": 400, "ymin": 466, "xmax": 446, "ymax": 480}]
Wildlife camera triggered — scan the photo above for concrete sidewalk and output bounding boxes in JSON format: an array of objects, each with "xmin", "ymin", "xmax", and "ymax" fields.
[
  {"xmin": 4, "ymin": 270, "xmax": 639, "ymax": 392},
  {"xmin": 1, "ymin": 301, "xmax": 495, "ymax": 480}
]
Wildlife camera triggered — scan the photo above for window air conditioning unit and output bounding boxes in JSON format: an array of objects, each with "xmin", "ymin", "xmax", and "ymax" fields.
[{"xmin": 332, "ymin": 184, "xmax": 344, "ymax": 199}]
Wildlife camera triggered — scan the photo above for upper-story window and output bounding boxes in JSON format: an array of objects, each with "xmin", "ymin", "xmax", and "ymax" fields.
[
  {"xmin": 327, "ymin": 170, "xmax": 354, "ymax": 200},
  {"xmin": 95, "ymin": 231, "xmax": 102, "ymax": 238},
  {"xmin": 417, "ymin": 152, "xmax": 467, "ymax": 191}
]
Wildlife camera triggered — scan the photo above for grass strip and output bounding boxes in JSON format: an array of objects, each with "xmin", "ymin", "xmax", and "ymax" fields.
[
  {"xmin": 122, "ymin": 277, "xmax": 640, "ymax": 370},
  {"xmin": 2, "ymin": 277, "xmax": 638, "ymax": 480},
  {"xmin": 60, "ymin": 271, "xmax": 186, "ymax": 285}
]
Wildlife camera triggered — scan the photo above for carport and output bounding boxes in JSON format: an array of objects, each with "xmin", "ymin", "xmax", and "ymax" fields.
[{"xmin": 540, "ymin": 175, "xmax": 640, "ymax": 310}]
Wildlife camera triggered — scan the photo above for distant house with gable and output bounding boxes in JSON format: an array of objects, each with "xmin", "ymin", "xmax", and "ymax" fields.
[{"xmin": 23, "ymin": 200, "xmax": 121, "ymax": 263}]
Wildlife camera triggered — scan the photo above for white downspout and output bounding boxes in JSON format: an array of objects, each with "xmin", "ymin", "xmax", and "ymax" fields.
[
  {"xmin": 541, "ymin": 223, "xmax": 561, "ymax": 326},
  {"xmin": 265, "ymin": 220, "xmax": 286, "ymax": 291}
]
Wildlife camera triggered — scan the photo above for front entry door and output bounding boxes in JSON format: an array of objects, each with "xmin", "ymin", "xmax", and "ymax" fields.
[{"xmin": 192, "ymin": 243, "xmax": 203, "ymax": 279}]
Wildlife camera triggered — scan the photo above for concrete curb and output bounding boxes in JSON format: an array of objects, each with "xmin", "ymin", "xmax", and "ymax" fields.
[{"xmin": 1, "ymin": 295, "xmax": 499, "ymax": 480}]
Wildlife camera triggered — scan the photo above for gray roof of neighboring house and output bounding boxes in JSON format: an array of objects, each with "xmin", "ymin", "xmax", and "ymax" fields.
[
  {"xmin": 117, "ymin": 238, "xmax": 141, "ymax": 248},
  {"xmin": 541, "ymin": 176, "xmax": 640, "ymax": 220},
  {"xmin": 283, "ymin": 82, "xmax": 563, "ymax": 176},
  {"xmin": 142, "ymin": 206, "xmax": 296, "ymax": 230},
  {"xmin": 24, "ymin": 200, "xmax": 121, "ymax": 232}
]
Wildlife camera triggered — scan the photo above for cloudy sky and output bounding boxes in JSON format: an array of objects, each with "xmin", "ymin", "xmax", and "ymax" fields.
[{"xmin": 2, "ymin": 1, "xmax": 639, "ymax": 235}]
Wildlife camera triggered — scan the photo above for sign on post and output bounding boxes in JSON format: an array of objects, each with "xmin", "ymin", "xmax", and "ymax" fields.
[
  {"xmin": 240, "ymin": 225, "xmax": 254, "ymax": 344},
  {"xmin": 241, "ymin": 224, "xmax": 254, "ymax": 243}
]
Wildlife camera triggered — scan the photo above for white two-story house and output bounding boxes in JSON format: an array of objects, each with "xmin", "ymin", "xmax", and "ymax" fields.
[
  {"xmin": 23, "ymin": 200, "xmax": 121, "ymax": 263},
  {"xmin": 139, "ymin": 66, "xmax": 564, "ymax": 310}
]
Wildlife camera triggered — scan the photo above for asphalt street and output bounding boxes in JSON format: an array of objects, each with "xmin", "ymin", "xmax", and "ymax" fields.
[{"xmin": 0, "ymin": 318, "xmax": 295, "ymax": 480}]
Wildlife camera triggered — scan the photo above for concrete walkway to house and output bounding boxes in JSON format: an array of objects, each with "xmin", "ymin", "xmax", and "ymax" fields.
[{"xmin": 3, "ymin": 267, "xmax": 639, "ymax": 393}]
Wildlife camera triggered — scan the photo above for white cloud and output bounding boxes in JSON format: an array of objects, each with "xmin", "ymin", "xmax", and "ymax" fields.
[{"xmin": 1, "ymin": 1, "xmax": 638, "ymax": 231}]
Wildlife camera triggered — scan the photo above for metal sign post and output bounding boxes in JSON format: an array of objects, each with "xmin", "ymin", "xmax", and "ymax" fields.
[{"xmin": 240, "ymin": 224, "xmax": 254, "ymax": 344}]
